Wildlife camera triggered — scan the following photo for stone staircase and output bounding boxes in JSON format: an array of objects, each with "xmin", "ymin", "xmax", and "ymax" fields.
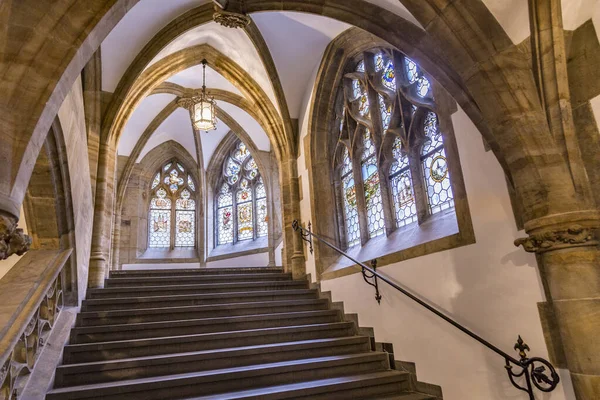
[{"xmin": 46, "ymin": 267, "xmax": 438, "ymax": 399}]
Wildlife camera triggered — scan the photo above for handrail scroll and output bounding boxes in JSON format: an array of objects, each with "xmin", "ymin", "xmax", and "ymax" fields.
[{"xmin": 292, "ymin": 220, "xmax": 560, "ymax": 400}]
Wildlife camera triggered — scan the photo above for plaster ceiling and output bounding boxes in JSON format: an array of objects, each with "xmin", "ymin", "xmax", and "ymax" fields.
[
  {"xmin": 198, "ymin": 120, "xmax": 231, "ymax": 169},
  {"xmin": 363, "ymin": 0, "xmax": 422, "ymax": 27},
  {"xmin": 218, "ymin": 102, "xmax": 270, "ymax": 152},
  {"xmin": 167, "ymin": 66, "xmax": 243, "ymax": 97}
]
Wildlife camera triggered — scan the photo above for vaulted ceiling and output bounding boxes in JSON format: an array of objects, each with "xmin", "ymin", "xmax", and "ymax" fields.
[{"xmin": 106, "ymin": 0, "xmax": 600, "ymax": 169}]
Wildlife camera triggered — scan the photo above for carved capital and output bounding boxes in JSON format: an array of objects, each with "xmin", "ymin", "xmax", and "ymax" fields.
[
  {"xmin": 213, "ymin": 4, "xmax": 250, "ymax": 29},
  {"xmin": 0, "ymin": 212, "xmax": 32, "ymax": 260},
  {"xmin": 515, "ymin": 224, "xmax": 598, "ymax": 253}
]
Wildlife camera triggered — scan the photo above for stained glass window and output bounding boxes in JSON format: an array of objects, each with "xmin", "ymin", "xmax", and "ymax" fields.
[
  {"xmin": 148, "ymin": 160, "xmax": 196, "ymax": 249},
  {"xmin": 390, "ymin": 138, "xmax": 417, "ymax": 227},
  {"xmin": 379, "ymin": 95, "xmax": 391, "ymax": 131},
  {"xmin": 340, "ymin": 147, "xmax": 360, "ymax": 247},
  {"xmin": 215, "ymin": 140, "xmax": 268, "ymax": 246},
  {"xmin": 421, "ymin": 112, "xmax": 453, "ymax": 214},
  {"xmin": 382, "ymin": 60, "xmax": 396, "ymax": 91},
  {"xmin": 375, "ymin": 52, "xmax": 384, "ymax": 71},
  {"xmin": 405, "ymin": 57, "xmax": 430, "ymax": 97}
]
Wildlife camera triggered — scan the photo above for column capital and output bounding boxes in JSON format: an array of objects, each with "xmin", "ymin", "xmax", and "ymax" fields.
[
  {"xmin": 515, "ymin": 211, "xmax": 600, "ymax": 253},
  {"xmin": 0, "ymin": 211, "xmax": 31, "ymax": 260}
]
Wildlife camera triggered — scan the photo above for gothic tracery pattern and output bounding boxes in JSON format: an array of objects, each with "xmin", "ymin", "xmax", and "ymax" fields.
[
  {"xmin": 216, "ymin": 141, "xmax": 268, "ymax": 246},
  {"xmin": 335, "ymin": 49, "xmax": 455, "ymax": 248},
  {"xmin": 148, "ymin": 160, "xmax": 196, "ymax": 248}
]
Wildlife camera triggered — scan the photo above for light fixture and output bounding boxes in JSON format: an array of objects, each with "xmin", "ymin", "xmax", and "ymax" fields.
[{"xmin": 187, "ymin": 59, "xmax": 217, "ymax": 132}]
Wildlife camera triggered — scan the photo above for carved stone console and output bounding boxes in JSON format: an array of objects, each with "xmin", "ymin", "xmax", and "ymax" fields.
[{"xmin": 0, "ymin": 213, "xmax": 31, "ymax": 261}]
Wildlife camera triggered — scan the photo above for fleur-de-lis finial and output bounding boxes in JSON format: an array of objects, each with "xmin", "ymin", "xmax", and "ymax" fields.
[{"xmin": 514, "ymin": 335, "xmax": 530, "ymax": 361}]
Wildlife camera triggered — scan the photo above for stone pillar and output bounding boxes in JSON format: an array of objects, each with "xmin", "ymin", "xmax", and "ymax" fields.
[
  {"xmin": 88, "ymin": 139, "xmax": 117, "ymax": 288},
  {"xmin": 0, "ymin": 211, "xmax": 31, "ymax": 260},
  {"xmin": 516, "ymin": 211, "xmax": 600, "ymax": 399},
  {"xmin": 280, "ymin": 157, "xmax": 305, "ymax": 279}
]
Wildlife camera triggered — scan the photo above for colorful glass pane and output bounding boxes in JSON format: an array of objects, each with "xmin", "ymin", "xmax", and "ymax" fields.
[
  {"xmin": 352, "ymin": 80, "xmax": 362, "ymax": 99},
  {"xmin": 382, "ymin": 61, "xmax": 396, "ymax": 90},
  {"xmin": 405, "ymin": 57, "xmax": 429, "ymax": 97},
  {"xmin": 361, "ymin": 161, "xmax": 385, "ymax": 238},
  {"xmin": 341, "ymin": 147, "xmax": 352, "ymax": 176},
  {"xmin": 375, "ymin": 53, "xmax": 384, "ymax": 71},
  {"xmin": 359, "ymin": 93, "xmax": 370, "ymax": 116},
  {"xmin": 217, "ymin": 206, "xmax": 233, "ymax": 245},
  {"xmin": 167, "ymin": 169, "xmax": 184, "ymax": 193},
  {"xmin": 225, "ymin": 158, "xmax": 241, "ymax": 177},
  {"xmin": 149, "ymin": 209, "xmax": 170, "ymax": 248},
  {"xmin": 150, "ymin": 190, "xmax": 171, "ymax": 210},
  {"xmin": 176, "ymin": 189, "xmax": 195, "ymax": 210},
  {"xmin": 342, "ymin": 174, "xmax": 360, "ymax": 247},
  {"xmin": 233, "ymin": 142, "xmax": 250, "ymax": 162},
  {"xmin": 356, "ymin": 60, "xmax": 365, "ymax": 72},
  {"xmin": 237, "ymin": 202, "xmax": 253, "ymax": 240},
  {"xmin": 422, "ymin": 148, "xmax": 453, "ymax": 215},
  {"xmin": 379, "ymin": 95, "xmax": 391, "ymax": 130},
  {"xmin": 256, "ymin": 198, "xmax": 268, "ymax": 238},
  {"xmin": 390, "ymin": 139, "xmax": 416, "ymax": 227},
  {"xmin": 237, "ymin": 188, "xmax": 252, "ymax": 203},
  {"xmin": 151, "ymin": 173, "xmax": 160, "ymax": 189},
  {"xmin": 422, "ymin": 112, "xmax": 443, "ymax": 154},
  {"xmin": 175, "ymin": 210, "xmax": 194, "ymax": 247},
  {"xmin": 188, "ymin": 175, "xmax": 195, "ymax": 191}
]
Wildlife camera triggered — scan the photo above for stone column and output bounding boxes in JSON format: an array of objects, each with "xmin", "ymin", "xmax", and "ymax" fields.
[
  {"xmin": 280, "ymin": 156, "xmax": 305, "ymax": 279},
  {"xmin": 516, "ymin": 210, "xmax": 600, "ymax": 399},
  {"xmin": 88, "ymin": 139, "xmax": 117, "ymax": 288}
]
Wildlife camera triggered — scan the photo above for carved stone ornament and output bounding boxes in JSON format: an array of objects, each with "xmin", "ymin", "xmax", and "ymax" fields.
[
  {"xmin": 514, "ymin": 224, "xmax": 598, "ymax": 253},
  {"xmin": 213, "ymin": 9, "xmax": 251, "ymax": 29},
  {"xmin": 0, "ymin": 212, "xmax": 32, "ymax": 260}
]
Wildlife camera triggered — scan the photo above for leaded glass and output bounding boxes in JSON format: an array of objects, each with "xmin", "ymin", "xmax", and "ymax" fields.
[
  {"xmin": 218, "ymin": 191, "xmax": 233, "ymax": 208},
  {"xmin": 149, "ymin": 210, "xmax": 170, "ymax": 248},
  {"xmin": 390, "ymin": 139, "xmax": 417, "ymax": 227},
  {"xmin": 217, "ymin": 206, "xmax": 233, "ymax": 245},
  {"xmin": 382, "ymin": 60, "xmax": 396, "ymax": 91},
  {"xmin": 379, "ymin": 95, "xmax": 391, "ymax": 130},
  {"xmin": 359, "ymin": 91, "xmax": 369, "ymax": 116},
  {"xmin": 151, "ymin": 173, "xmax": 160, "ymax": 189},
  {"xmin": 188, "ymin": 175, "xmax": 195, "ymax": 191},
  {"xmin": 256, "ymin": 198, "xmax": 268, "ymax": 237},
  {"xmin": 356, "ymin": 60, "xmax": 365, "ymax": 72},
  {"xmin": 405, "ymin": 57, "xmax": 430, "ymax": 97},
  {"xmin": 150, "ymin": 189, "xmax": 170, "ymax": 209},
  {"xmin": 176, "ymin": 189, "xmax": 195, "ymax": 210},
  {"xmin": 362, "ymin": 161, "xmax": 384, "ymax": 238},
  {"xmin": 342, "ymin": 173, "xmax": 360, "ymax": 247},
  {"xmin": 163, "ymin": 163, "xmax": 172, "ymax": 172},
  {"xmin": 177, "ymin": 163, "xmax": 185, "ymax": 172},
  {"xmin": 421, "ymin": 112, "xmax": 453, "ymax": 215},
  {"xmin": 233, "ymin": 142, "xmax": 250, "ymax": 162},
  {"xmin": 361, "ymin": 130, "xmax": 375, "ymax": 160},
  {"xmin": 225, "ymin": 158, "xmax": 241, "ymax": 177},
  {"xmin": 341, "ymin": 147, "xmax": 352, "ymax": 176},
  {"xmin": 256, "ymin": 181, "xmax": 267, "ymax": 199},
  {"xmin": 175, "ymin": 210, "xmax": 194, "ymax": 247},
  {"xmin": 167, "ymin": 169, "xmax": 184, "ymax": 193},
  {"xmin": 422, "ymin": 112, "xmax": 444, "ymax": 153},
  {"xmin": 237, "ymin": 202, "xmax": 253, "ymax": 240},
  {"xmin": 375, "ymin": 52, "xmax": 384, "ymax": 71},
  {"xmin": 237, "ymin": 187, "xmax": 252, "ymax": 203},
  {"xmin": 352, "ymin": 80, "xmax": 362, "ymax": 99}
]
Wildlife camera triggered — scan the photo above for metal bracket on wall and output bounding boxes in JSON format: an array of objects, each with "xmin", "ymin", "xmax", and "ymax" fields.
[
  {"xmin": 292, "ymin": 220, "xmax": 313, "ymax": 254},
  {"xmin": 361, "ymin": 259, "xmax": 382, "ymax": 304}
]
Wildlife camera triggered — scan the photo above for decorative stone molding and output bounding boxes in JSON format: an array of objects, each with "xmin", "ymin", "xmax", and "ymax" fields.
[
  {"xmin": 0, "ymin": 213, "xmax": 32, "ymax": 260},
  {"xmin": 515, "ymin": 224, "xmax": 598, "ymax": 253},
  {"xmin": 213, "ymin": 9, "xmax": 251, "ymax": 29}
]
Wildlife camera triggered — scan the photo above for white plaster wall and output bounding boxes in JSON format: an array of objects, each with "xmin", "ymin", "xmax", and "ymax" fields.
[
  {"xmin": 58, "ymin": 76, "xmax": 95, "ymax": 304},
  {"xmin": 0, "ymin": 206, "xmax": 28, "ymax": 280},
  {"xmin": 297, "ymin": 105, "xmax": 576, "ymax": 399},
  {"xmin": 206, "ymin": 252, "xmax": 270, "ymax": 268}
]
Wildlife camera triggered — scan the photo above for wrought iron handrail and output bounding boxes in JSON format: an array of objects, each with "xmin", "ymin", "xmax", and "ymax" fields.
[{"xmin": 292, "ymin": 220, "xmax": 560, "ymax": 400}]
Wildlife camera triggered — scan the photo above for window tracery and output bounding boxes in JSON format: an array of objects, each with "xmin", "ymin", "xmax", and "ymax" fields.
[
  {"xmin": 215, "ymin": 140, "xmax": 268, "ymax": 246},
  {"xmin": 148, "ymin": 160, "xmax": 196, "ymax": 248},
  {"xmin": 334, "ymin": 49, "xmax": 455, "ymax": 249}
]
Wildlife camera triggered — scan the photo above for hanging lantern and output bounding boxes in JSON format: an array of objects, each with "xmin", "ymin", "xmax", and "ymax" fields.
[{"xmin": 186, "ymin": 59, "xmax": 217, "ymax": 132}]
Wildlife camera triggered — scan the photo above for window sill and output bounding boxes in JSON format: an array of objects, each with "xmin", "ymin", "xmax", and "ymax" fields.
[
  {"xmin": 321, "ymin": 208, "xmax": 473, "ymax": 280},
  {"xmin": 137, "ymin": 248, "xmax": 200, "ymax": 264},
  {"xmin": 208, "ymin": 237, "xmax": 269, "ymax": 262}
]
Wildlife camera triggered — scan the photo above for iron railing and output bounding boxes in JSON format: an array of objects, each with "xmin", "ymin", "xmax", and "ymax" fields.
[{"xmin": 292, "ymin": 220, "xmax": 560, "ymax": 400}]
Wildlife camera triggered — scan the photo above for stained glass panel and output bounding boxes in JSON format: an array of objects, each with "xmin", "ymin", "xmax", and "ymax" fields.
[
  {"xmin": 217, "ymin": 206, "xmax": 233, "ymax": 245},
  {"xmin": 163, "ymin": 163, "xmax": 172, "ymax": 172},
  {"xmin": 422, "ymin": 148, "xmax": 453, "ymax": 215},
  {"xmin": 390, "ymin": 139, "xmax": 416, "ymax": 227},
  {"xmin": 177, "ymin": 163, "xmax": 185, "ymax": 172},
  {"xmin": 256, "ymin": 181, "xmax": 267, "ymax": 199},
  {"xmin": 175, "ymin": 211, "xmax": 194, "ymax": 247},
  {"xmin": 150, "ymin": 189, "xmax": 170, "ymax": 210},
  {"xmin": 225, "ymin": 158, "xmax": 241, "ymax": 177},
  {"xmin": 362, "ymin": 130, "xmax": 375, "ymax": 160},
  {"xmin": 352, "ymin": 80, "xmax": 362, "ymax": 99},
  {"xmin": 359, "ymin": 92, "xmax": 370, "ymax": 116},
  {"xmin": 375, "ymin": 52, "xmax": 384, "ymax": 71},
  {"xmin": 256, "ymin": 198, "xmax": 268, "ymax": 237},
  {"xmin": 422, "ymin": 112, "xmax": 444, "ymax": 154},
  {"xmin": 188, "ymin": 175, "xmax": 195, "ymax": 191},
  {"xmin": 167, "ymin": 169, "xmax": 184, "ymax": 193},
  {"xmin": 341, "ymin": 147, "xmax": 352, "ymax": 176},
  {"xmin": 382, "ymin": 60, "xmax": 396, "ymax": 91},
  {"xmin": 356, "ymin": 60, "xmax": 365, "ymax": 72},
  {"xmin": 362, "ymin": 161, "xmax": 385, "ymax": 238},
  {"xmin": 342, "ymin": 174, "xmax": 360, "ymax": 247},
  {"xmin": 233, "ymin": 142, "xmax": 250, "ymax": 162},
  {"xmin": 379, "ymin": 95, "xmax": 391, "ymax": 131},
  {"xmin": 237, "ymin": 202, "xmax": 253, "ymax": 240},
  {"xmin": 149, "ymin": 209, "xmax": 170, "ymax": 248},
  {"xmin": 218, "ymin": 192, "xmax": 233, "ymax": 208},
  {"xmin": 237, "ymin": 187, "xmax": 252, "ymax": 203},
  {"xmin": 405, "ymin": 57, "xmax": 430, "ymax": 97},
  {"xmin": 151, "ymin": 173, "xmax": 160, "ymax": 189},
  {"xmin": 176, "ymin": 189, "xmax": 195, "ymax": 210}
]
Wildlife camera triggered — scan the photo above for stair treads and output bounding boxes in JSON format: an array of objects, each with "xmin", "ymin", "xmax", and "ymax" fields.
[
  {"xmin": 70, "ymin": 310, "xmax": 341, "ymax": 343},
  {"xmin": 109, "ymin": 267, "xmax": 284, "ymax": 278},
  {"xmin": 374, "ymin": 394, "xmax": 436, "ymax": 400},
  {"xmin": 188, "ymin": 371, "xmax": 409, "ymax": 400},
  {"xmin": 82, "ymin": 289, "xmax": 318, "ymax": 311},
  {"xmin": 87, "ymin": 280, "xmax": 308, "ymax": 298},
  {"xmin": 63, "ymin": 322, "xmax": 356, "ymax": 363},
  {"xmin": 105, "ymin": 273, "xmax": 292, "ymax": 287},
  {"xmin": 55, "ymin": 336, "xmax": 371, "ymax": 387},
  {"xmin": 47, "ymin": 353, "xmax": 392, "ymax": 400},
  {"xmin": 77, "ymin": 298, "xmax": 330, "ymax": 326}
]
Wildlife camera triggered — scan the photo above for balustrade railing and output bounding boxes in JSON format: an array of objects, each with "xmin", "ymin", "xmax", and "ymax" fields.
[{"xmin": 293, "ymin": 220, "xmax": 560, "ymax": 400}]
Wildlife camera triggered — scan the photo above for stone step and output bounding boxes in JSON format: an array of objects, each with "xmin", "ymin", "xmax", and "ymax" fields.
[
  {"xmin": 87, "ymin": 280, "xmax": 308, "ymax": 299},
  {"xmin": 105, "ymin": 273, "xmax": 292, "ymax": 287},
  {"xmin": 63, "ymin": 322, "xmax": 357, "ymax": 364},
  {"xmin": 70, "ymin": 310, "xmax": 341, "ymax": 344},
  {"xmin": 109, "ymin": 267, "xmax": 283, "ymax": 278},
  {"xmin": 47, "ymin": 353, "xmax": 396, "ymax": 400},
  {"xmin": 189, "ymin": 371, "xmax": 412, "ymax": 400},
  {"xmin": 81, "ymin": 288, "xmax": 318, "ymax": 312},
  {"xmin": 374, "ymin": 394, "xmax": 436, "ymax": 400},
  {"xmin": 76, "ymin": 298, "xmax": 330, "ymax": 326},
  {"xmin": 55, "ymin": 336, "xmax": 372, "ymax": 387}
]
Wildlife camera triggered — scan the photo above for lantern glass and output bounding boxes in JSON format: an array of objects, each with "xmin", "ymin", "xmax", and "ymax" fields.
[{"xmin": 192, "ymin": 97, "xmax": 216, "ymax": 131}]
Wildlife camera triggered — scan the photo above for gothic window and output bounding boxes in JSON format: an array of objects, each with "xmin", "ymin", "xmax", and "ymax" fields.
[
  {"xmin": 334, "ymin": 49, "xmax": 456, "ymax": 249},
  {"xmin": 215, "ymin": 140, "xmax": 268, "ymax": 246},
  {"xmin": 148, "ymin": 160, "xmax": 196, "ymax": 248}
]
